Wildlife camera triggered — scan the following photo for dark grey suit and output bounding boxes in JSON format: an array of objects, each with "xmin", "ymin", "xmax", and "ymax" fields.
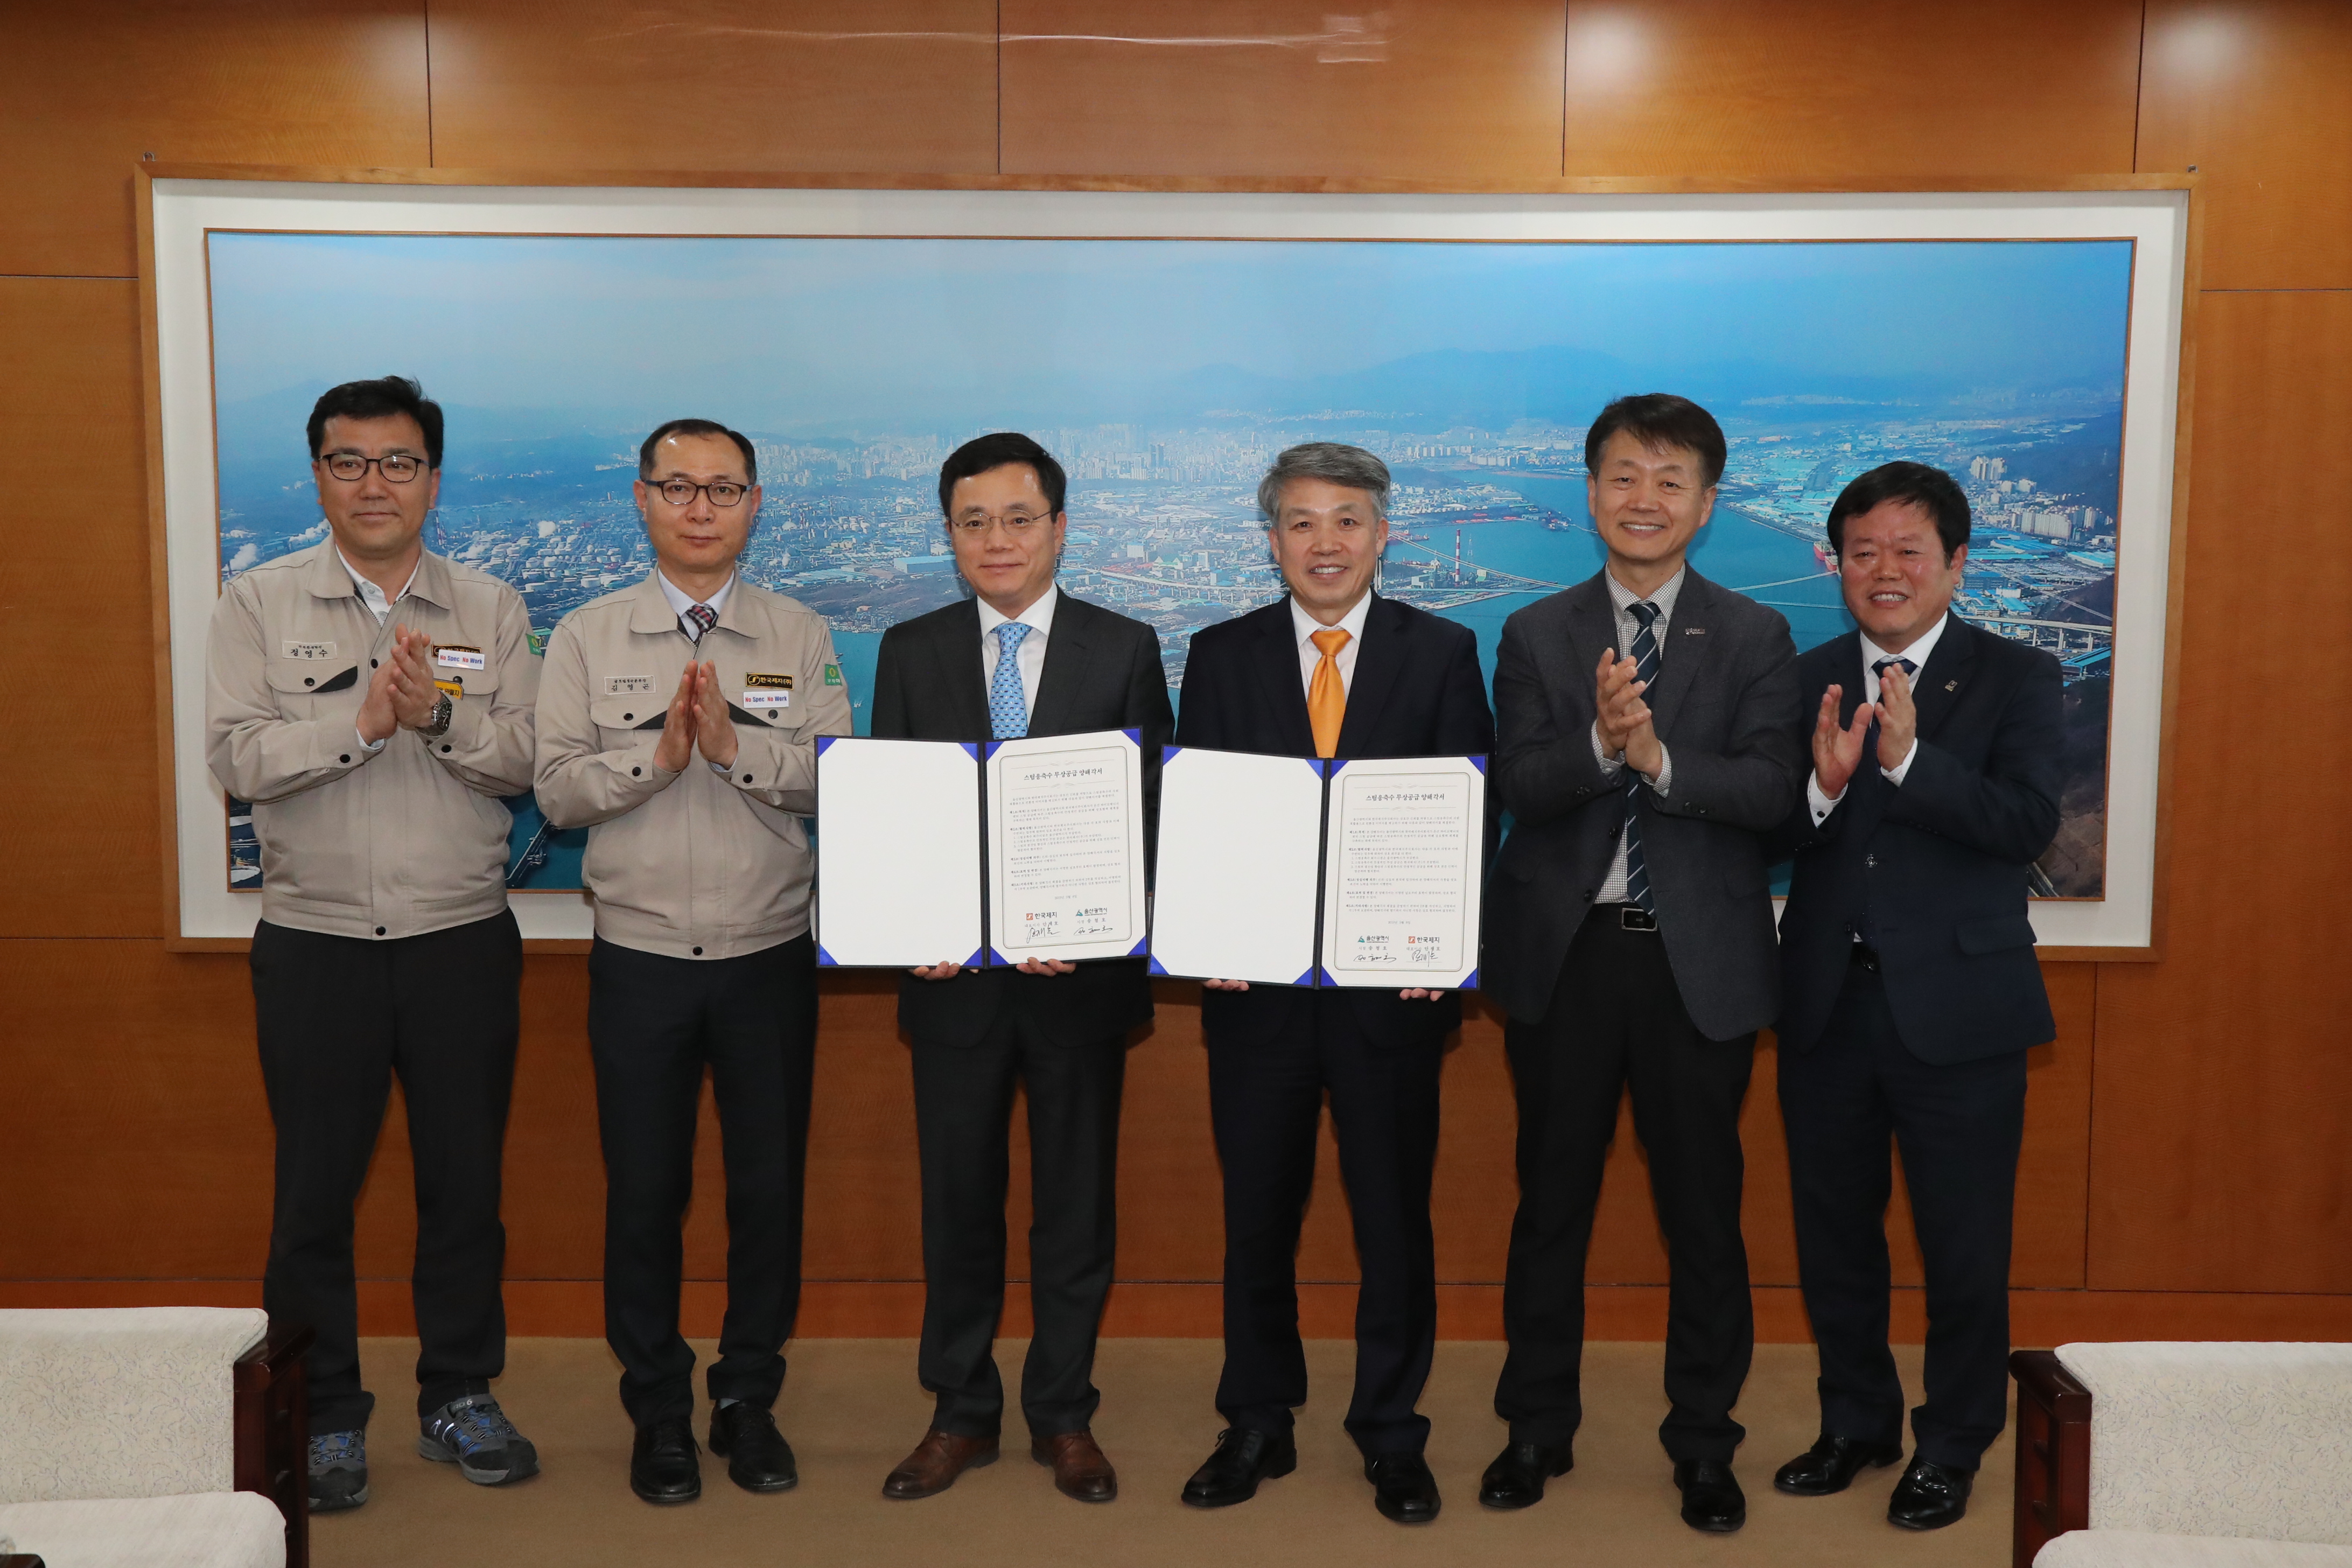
[{"xmin": 1483, "ymin": 567, "xmax": 1801, "ymax": 1463}]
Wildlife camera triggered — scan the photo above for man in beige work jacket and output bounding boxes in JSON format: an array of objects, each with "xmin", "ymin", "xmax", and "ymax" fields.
[
  {"xmin": 535, "ymin": 417, "xmax": 851, "ymax": 1507},
  {"xmin": 206, "ymin": 375, "xmax": 542, "ymax": 1514}
]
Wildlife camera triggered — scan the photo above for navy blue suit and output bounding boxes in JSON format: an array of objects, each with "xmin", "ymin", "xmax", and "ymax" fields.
[
  {"xmin": 1174, "ymin": 593, "xmax": 1493, "ymax": 1457},
  {"xmin": 1772, "ymin": 615, "xmax": 2063, "ymax": 1469}
]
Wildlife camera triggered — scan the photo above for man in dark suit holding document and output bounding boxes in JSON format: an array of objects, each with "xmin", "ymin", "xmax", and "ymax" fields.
[
  {"xmin": 1173, "ymin": 442, "xmax": 1493, "ymax": 1525},
  {"xmin": 868, "ymin": 432, "xmax": 1172, "ymax": 1506}
]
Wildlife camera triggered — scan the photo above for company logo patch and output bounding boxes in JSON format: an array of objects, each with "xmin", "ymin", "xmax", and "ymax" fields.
[
  {"xmin": 435, "ymin": 645, "xmax": 487, "ymax": 670},
  {"xmin": 743, "ymin": 672, "xmax": 794, "ymax": 690},
  {"xmin": 605, "ymin": 675, "xmax": 656, "ymax": 696},
  {"xmin": 282, "ymin": 641, "xmax": 334, "ymax": 660},
  {"xmin": 823, "ymin": 663, "xmax": 844, "ymax": 687}
]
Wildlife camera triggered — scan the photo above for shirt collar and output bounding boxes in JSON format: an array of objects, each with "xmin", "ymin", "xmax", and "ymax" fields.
[
  {"xmin": 655, "ymin": 568, "xmax": 735, "ymax": 622},
  {"xmin": 1860, "ymin": 611, "xmax": 1950, "ymax": 676},
  {"xmin": 1290, "ymin": 587, "xmax": 1374, "ymax": 648},
  {"xmin": 337, "ymin": 547, "xmax": 421, "ymax": 620},
  {"xmin": 978, "ymin": 583, "xmax": 1059, "ymax": 641},
  {"xmin": 1603, "ymin": 562, "xmax": 1686, "ymax": 622}
]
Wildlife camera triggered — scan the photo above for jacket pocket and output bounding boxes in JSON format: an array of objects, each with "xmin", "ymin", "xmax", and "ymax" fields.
[
  {"xmin": 1956, "ymin": 914, "xmax": 2038, "ymax": 955},
  {"xmin": 264, "ymin": 659, "xmax": 358, "ymax": 716},
  {"xmin": 590, "ymin": 694, "xmax": 666, "ymax": 738}
]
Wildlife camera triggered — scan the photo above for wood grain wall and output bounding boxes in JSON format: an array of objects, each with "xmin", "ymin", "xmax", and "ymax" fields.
[{"xmin": 4, "ymin": 0, "xmax": 2348, "ymax": 1343}]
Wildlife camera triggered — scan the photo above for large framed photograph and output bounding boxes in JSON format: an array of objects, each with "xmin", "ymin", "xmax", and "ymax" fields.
[{"xmin": 141, "ymin": 171, "xmax": 2192, "ymax": 954}]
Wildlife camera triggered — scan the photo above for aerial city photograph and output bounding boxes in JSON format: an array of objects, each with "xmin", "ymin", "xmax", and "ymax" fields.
[{"xmin": 207, "ymin": 233, "xmax": 2129, "ymax": 899}]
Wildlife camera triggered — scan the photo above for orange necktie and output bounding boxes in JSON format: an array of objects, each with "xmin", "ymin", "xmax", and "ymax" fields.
[{"xmin": 1308, "ymin": 628, "xmax": 1351, "ymax": 759}]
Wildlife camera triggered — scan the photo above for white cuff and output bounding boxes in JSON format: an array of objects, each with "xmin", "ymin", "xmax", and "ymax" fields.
[
  {"xmin": 1590, "ymin": 719, "xmax": 1625, "ymax": 775},
  {"xmin": 1643, "ymin": 746, "xmax": 1672, "ymax": 797},
  {"xmin": 356, "ymin": 727, "xmax": 388, "ymax": 755},
  {"xmin": 1807, "ymin": 770, "xmax": 1844, "ymax": 824},
  {"xmin": 1880, "ymin": 744, "xmax": 1915, "ymax": 787}
]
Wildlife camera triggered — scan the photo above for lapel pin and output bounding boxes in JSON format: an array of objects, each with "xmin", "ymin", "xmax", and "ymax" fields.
[
  {"xmin": 1944, "ymin": 680, "xmax": 1958, "ymax": 691},
  {"xmin": 1683, "ymin": 626, "xmax": 1705, "ymax": 635}
]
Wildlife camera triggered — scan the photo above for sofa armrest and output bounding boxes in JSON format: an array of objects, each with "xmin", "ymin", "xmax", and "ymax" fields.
[
  {"xmin": 235, "ymin": 1320, "xmax": 313, "ymax": 1568},
  {"xmin": 2012, "ymin": 1349, "xmax": 2092, "ymax": 1567}
]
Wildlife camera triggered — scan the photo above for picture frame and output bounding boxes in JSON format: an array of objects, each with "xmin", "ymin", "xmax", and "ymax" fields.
[{"xmin": 138, "ymin": 168, "xmax": 2196, "ymax": 957}]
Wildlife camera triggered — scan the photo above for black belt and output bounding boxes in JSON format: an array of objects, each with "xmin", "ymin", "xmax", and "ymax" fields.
[
  {"xmin": 1597, "ymin": 904, "xmax": 1658, "ymax": 933},
  {"xmin": 1849, "ymin": 941, "xmax": 1882, "ymax": 972}
]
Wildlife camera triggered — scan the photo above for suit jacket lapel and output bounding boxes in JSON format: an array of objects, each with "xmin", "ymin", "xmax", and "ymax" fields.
[
  {"xmin": 935, "ymin": 598, "xmax": 992, "ymax": 740},
  {"xmin": 1251, "ymin": 598, "xmax": 1318, "ymax": 755},
  {"xmin": 1333, "ymin": 595, "xmax": 1406, "ymax": 757},
  {"xmin": 1903, "ymin": 616, "xmax": 1978, "ymax": 745},
  {"xmin": 1644, "ymin": 570, "xmax": 1714, "ymax": 743},
  {"xmin": 1541, "ymin": 576, "xmax": 1618, "ymax": 731},
  {"xmin": 1028, "ymin": 596, "xmax": 1093, "ymax": 736}
]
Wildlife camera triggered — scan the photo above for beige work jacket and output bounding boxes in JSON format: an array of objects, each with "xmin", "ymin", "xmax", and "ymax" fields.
[
  {"xmin": 205, "ymin": 542, "xmax": 540, "ymax": 939},
  {"xmin": 534, "ymin": 572, "xmax": 851, "ymax": 960}
]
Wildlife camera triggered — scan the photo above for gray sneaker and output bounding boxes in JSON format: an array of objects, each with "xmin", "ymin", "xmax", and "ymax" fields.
[
  {"xmin": 309, "ymin": 1428, "xmax": 369, "ymax": 1511},
  {"xmin": 418, "ymin": 1394, "xmax": 541, "ymax": 1486}
]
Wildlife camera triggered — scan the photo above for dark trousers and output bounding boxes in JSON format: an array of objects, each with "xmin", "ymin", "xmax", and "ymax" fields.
[
  {"xmin": 587, "ymin": 935, "xmax": 817, "ymax": 1427},
  {"xmin": 1209, "ymin": 990, "xmax": 1443, "ymax": 1458},
  {"xmin": 1780, "ymin": 959, "xmax": 2027, "ymax": 1469},
  {"xmin": 1495, "ymin": 912, "xmax": 1756, "ymax": 1462},
  {"xmin": 911, "ymin": 1016, "xmax": 1126, "ymax": 1439},
  {"xmin": 252, "ymin": 911, "xmax": 521, "ymax": 1435}
]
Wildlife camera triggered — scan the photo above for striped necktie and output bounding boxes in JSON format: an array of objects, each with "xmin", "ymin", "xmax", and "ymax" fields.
[
  {"xmin": 990, "ymin": 622, "xmax": 1032, "ymax": 740},
  {"xmin": 1621, "ymin": 600, "xmax": 1662, "ymax": 915}
]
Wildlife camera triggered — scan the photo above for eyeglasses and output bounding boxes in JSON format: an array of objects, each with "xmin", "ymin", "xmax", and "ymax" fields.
[
  {"xmin": 321, "ymin": 452, "xmax": 426, "ymax": 483},
  {"xmin": 649, "ymin": 479, "xmax": 750, "ymax": 508},
  {"xmin": 950, "ymin": 510, "xmax": 1055, "ymax": 535}
]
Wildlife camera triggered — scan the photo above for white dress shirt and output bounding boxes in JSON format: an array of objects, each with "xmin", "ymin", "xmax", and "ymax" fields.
[
  {"xmin": 1593, "ymin": 565, "xmax": 1682, "ymax": 904},
  {"xmin": 978, "ymin": 583, "xmax": 1059, "ymax": 717},
  {"xmin": 1289, "ymin": 589, "xmax": 1374, "ymax": 698},
  {"xmin": 1805, "ymin": 610, "xmax": 1952, "ymax": 823},
  {"xmin": 656, "ymin": 568, "xmax": 736, "ymax": 641},
  {"xmin": 340, "ymin": 548, "xmax": 422, "ymax": 754}
]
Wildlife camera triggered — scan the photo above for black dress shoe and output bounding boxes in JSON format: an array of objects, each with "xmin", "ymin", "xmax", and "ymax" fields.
[
  {"xmin": 1773, "ymin": 1433, "xmax": 1904, "ymax": 1496},
  {"xmin": 629, "ymin": 1417, "xmax": 701, "ymax": 1504},
  {"xmin": 1365, "ymin": 1453, "xmax": 1441, "ymax": 1524},
  {"xmin": 1179, "ymin": 1427, "xmax": 1297, "ymax": 1508},
  {"xmin": 1479, "ymin": 1441, "xmax": 1573, "ymax": 1509},
  {"xmin": 1672, "ymin": 1458, "xmax": 1746, "ymax": 1533},
  {"xmin": 1887, "ymin": 1457, "xmax": 1973, "ymax": 1530},
  {"xmin": 708, "ymin": 1402, "xmax": 798, "ymax": 1494}
]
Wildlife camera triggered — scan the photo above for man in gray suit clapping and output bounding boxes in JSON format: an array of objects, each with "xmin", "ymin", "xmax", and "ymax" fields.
[{"xmin": 1478, "ymin": 394, "xmax": 1802, "ymax": 1535}]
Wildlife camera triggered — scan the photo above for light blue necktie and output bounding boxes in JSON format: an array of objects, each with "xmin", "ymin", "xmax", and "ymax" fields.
[{"xmin": 990, "ymin": 622, "xmax": 1032, "ymax": 741}]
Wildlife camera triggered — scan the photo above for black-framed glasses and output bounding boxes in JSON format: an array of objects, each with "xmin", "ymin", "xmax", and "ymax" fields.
[
  {"xmin": 651, "ymin": 479, "xmax": 750, "ymax": 508},
  {"xmin": 950, "ymin": 509, "xmax": 1054, "ymax": 534},
  {"xmin": 321, "ymin": 452, "xmax": 427, "ymax": 483}
]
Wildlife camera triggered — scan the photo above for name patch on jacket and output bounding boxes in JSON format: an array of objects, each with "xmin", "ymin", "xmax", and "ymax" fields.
[
  {"xmin": 605, "ymin": 675, "xmax": 656, "ymax": 696},
  {"xmin": 282, "ymin": 640, "xmax": 335, "ymax": 660}
]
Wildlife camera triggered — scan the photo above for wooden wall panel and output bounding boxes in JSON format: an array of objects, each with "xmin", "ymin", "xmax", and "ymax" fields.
[
  {"xmin": 0, "ymin": 3, "xmax": 428, "ymax": 278},
  {"xmin": 426, "ymin": 1, "xmax": 998, "ymax": 175},
  {"xmin": 1000, "ymin": 1, "xmax": 1567, "ymax": 178},
  {"xmin": 2137, "ymin": 0, "xmax": 2352, "ymax": 290},
  {"xmin": 0, "ymin": 280, "xmax": 165, "ymax": 939},
  {"xmin": 2088, "ymin": 289, "xmax": 2352, "ymax": 1292},
  {"xmin": 1559, "ymin": 0, "xmax": 2142, "ymax": 178}
]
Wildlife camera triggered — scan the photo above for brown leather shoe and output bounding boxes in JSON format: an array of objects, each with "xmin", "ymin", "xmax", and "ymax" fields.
[
  {"xmin": 1032, "ymin": 1429, "xmax": 1118, "ymax": 1503},
  {"xmin": 881, "ymin": 1427, "xmax": 999, "ymax": 1500}
]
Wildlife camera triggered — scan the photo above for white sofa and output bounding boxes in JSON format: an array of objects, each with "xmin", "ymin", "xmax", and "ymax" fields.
[
  {"xmin": 0, "ymin": 1308, "xmax": 305, "ymax": 1568},
  {"xmin": 2013, "ymin": 1342, "xmax": 2352, "ymax": 1567}
]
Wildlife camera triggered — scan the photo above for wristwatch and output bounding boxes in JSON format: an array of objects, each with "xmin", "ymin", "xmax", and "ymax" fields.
[{"xmin": 422, "ymin": 691, "xmax": 454, "ymax": 738}]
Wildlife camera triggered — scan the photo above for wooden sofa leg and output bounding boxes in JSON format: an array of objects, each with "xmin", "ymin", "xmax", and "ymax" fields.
[
  {"xmin": 235, "ymin": 1320, "xmax": 316, "ymax": 1568},
  {"xmin": 2010, "ymin": 1349, "xmax": 2091, "ymax": 1567}
]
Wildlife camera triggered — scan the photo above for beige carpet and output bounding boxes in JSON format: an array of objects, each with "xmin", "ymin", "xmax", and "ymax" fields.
[{"xmin": 328, "ymin": 1336, "xmax": 2012, "ymax": 1566}]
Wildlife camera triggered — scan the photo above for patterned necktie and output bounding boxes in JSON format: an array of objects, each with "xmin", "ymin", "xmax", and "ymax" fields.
[
  {"xmin": 1621, "ymin": 600, "xmax": 1662, "ymax": 915},
  {"xmin": 682, "ymin": 603, "xmax": 718, "ymax": 643},
  {"xmin": 1307, "ymin": 628, "xmax": 1351, "ymax": 759},
  {"xmin": 990, "ymin": 622, "xmax": 1032, "ymax": 740}
]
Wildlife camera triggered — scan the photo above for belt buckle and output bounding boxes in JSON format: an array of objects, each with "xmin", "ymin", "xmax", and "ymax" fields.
[{"xmin": 1618, "ymin": 906, "xmax": 1658, "ymax": 933}]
